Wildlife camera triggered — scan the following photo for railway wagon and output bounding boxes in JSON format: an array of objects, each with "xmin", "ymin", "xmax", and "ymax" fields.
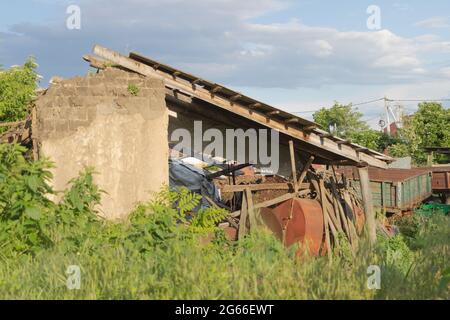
[{"xmin": 339, "ymin": 168, "xmax": 432, "ymax": 213}]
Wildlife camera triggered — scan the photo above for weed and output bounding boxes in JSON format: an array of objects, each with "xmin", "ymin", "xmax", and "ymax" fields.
[{"xmin": 127, "ymin": 84, "xmax": 140, "ymax": 96}]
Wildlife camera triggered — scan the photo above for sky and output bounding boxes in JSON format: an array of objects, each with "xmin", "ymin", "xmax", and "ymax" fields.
[{"xmin": 1, "ymin": 0, "xmax": 449, "ymax": 127}]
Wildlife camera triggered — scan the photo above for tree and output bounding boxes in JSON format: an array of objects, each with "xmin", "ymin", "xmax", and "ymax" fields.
[
  {"xmin": 349, "ymin": 129, "xmax": 382, "ymax": 150},
  {"xmin": 0, "ymin": 57, "xmax": 38, "ymax": 127},
  {"xmin": 313, "ymin": 102, "xmax": 397, "ymax": 152},
  {"xmin": 397, "ymin": 102, "xmax": 450, "ymax": 164},
  {"xmin": 313, "ymin": 102, "xmax": 369, "ymax": 138}
]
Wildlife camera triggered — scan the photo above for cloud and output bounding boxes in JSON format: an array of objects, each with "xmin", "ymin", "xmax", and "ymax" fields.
[
  {"xmin": 415, "ymin": 16, "xmax": 450, "ymax": 29},
  {"xmin": 0, "ymin": 0, "xmax": 449, "ymax": 93}
]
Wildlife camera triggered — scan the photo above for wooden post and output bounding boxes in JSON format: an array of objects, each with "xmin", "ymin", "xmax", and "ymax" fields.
[
  {"xmin": 297, "ymin": 155, "xmax": 315, "ymax": 186},
  {"xmin": 427, "ymin": 152, "xmax": 434, "ymax": 166},
  {"xmin": 319, "ymin": 180, "xmax": 333, "ymax": 261},
  {"xmin": 288, "ymin": 140, "xmax": 298, "ymax": 193},
  {"xmin": 238, "ymin": 195, "xmax": 248, "ymax": 240},
  {"xmin": 358, "ymin": 166, "xmax": 377, "ymax": 244},
  {"xmin": 245, "ymin": 188, "xmax": 257, "ymax": 229}
]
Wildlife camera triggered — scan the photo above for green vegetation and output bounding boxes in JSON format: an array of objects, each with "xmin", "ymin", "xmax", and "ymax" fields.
[
  {"xmin": 0, "ymin": 57, "xmax": 448, "ymax": 299},
  {"xmin": 0, "ymin": 58, "xmax": 38, "ymax": 131},
  {"xmin": 0, "ymin": 144, "xmax": 448, "ymax": 299},
  {"xmin": 313, "ymin": 103, "xmax": 369, "ymax": 138},
  {"xmin": 313, "ymin": 101, "xmax": 450, "ymax": 165},
  {"xmin": 388, "ymin": 102, "xmax": 450, "ymax": 164},
  {"xmin": 127, "ymin": 84, "xmax": 140, "ymax": 96},
  {"xmin": 313, "ymin": 103, "xmax": 401, "ymax": 153}
]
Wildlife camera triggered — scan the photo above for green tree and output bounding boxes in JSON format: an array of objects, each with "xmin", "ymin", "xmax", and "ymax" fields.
[
  {"xmin": 349, "ymin": 129, "xmax": 382, "ymax": 150},
  {"xmin": 0, "ymin": 57, "xmax": 38, "ymax": 126},
  {"xmin": 313, "ymin": 102, "xmax": 369, "ymax": 138},
  {"xmin": 397, "ymin": 102, "xmax": 450, "ymax": 164},
  {"xmin": 313, "ymin": 102, "xmax": 399, "ymax": 152}
]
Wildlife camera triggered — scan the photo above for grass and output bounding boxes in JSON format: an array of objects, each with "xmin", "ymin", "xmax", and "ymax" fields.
[
  {"xmin": 0, "ymin": 214, "xmax": 448, "ymax": 300},
  {"xmin": 0, "ymin": 143, "xmax": 448, "ymax": 300}
]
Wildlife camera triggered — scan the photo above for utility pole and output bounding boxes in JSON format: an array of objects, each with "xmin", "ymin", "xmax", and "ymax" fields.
[{"xmin": 384, "ymin": 96, "xmax": 390, "ymax": 135}]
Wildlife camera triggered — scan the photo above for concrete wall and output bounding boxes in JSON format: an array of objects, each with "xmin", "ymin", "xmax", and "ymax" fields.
[{"xmin": 35, "ymin": 68, "xmax": 168, "ymax": 219}]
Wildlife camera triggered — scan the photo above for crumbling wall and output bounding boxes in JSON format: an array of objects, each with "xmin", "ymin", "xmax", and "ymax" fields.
[{"xmin": 35, "ymin": 68, "xmax": 168, "ymax": 219}]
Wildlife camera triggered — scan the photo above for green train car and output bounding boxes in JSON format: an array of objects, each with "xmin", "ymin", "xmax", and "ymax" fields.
[{"xmin": 340, "ymin": 168, "xmax": 433, "ymax": 213}]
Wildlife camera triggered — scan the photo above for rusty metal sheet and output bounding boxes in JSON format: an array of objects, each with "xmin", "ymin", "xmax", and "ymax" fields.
[
  {"xmin": 260, "ymin": 198, "xmax": 324, "ymax": 256},
  {"xmin": 432, "ymin": 172, "xmax": 450, "ymax": 190}
]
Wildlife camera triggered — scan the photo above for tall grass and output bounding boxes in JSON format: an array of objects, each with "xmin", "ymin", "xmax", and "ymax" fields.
[
  {"xmin": 0, "ymin": 216, "xmax": 448, "ymax": 300},
  {"xmin": 0, "ymin": 143, "xmax": 448, "ymax": 299}
]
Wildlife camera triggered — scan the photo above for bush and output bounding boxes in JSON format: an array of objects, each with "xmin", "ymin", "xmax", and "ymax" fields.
[
  {"xmin": 0, "ymin": 144, "xmax": 54, "ymax": 256},
  {"xmin": 0, "ymin": 143, "xmax": 448, "ymax": 299},
  {"xmin": 0, "ymin": 58, "xmax": 38, "ymax": 127}
]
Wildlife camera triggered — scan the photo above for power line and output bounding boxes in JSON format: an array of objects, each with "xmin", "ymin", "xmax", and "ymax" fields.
[
  {"xmin": 351, "ymin": 97, "xmax": 384, "ymax": 106},
  {"xmin": 389, "ymin": 98, "xmax": 450, "ymax": 102},
  {"xmin": 291, "ymin": 110, "xmax": 318, "ymax": 114},
  {"xmin": 288, "ymin": 97, "xmax": 450, "ymax": 114}
]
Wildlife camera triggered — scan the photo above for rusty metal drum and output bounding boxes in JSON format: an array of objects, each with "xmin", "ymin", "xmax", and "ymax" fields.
[{"xmin": 260, "ymin": 198, "xmax": 324, "ymax": 256}]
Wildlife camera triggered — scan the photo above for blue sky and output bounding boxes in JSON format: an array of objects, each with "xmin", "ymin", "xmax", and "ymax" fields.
[{"xmin": 1, "ymin": 0, "xmax": 449, "ymax": 127}]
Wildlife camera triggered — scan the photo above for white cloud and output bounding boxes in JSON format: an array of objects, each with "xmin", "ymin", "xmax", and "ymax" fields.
[
  {"xmin": 1, "ymin": 0, "xmax": 449, "ymax": 93},
  {"xmin": 415, "ymin": 16, "xmax": 450, "ymax": 29}
]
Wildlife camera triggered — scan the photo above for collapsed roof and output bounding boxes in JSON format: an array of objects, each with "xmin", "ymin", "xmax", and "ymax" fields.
[{"xmin": 84, "ymin": 45, "xmax": 393, "ymax": 169}]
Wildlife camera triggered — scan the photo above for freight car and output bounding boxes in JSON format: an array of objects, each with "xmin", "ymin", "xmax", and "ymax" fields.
[{"xmin": 338, "ymin": 167, "xmax": 433, "ymax": 214}]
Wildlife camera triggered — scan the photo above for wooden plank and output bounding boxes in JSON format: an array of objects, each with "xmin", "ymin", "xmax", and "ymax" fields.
[
  {"xmin": 330, "ymin": 178, "xmax": 351, "ymax": 242},
  {"xmin": 289, "ymin": 140, "xmax": 298, "ymax": 193},
  {"xmin": 266, "ymin": 110, "xmax": 280, "ymax": 116},
  {"xmin": 230, "ymin": 94, "xmax": 242, "ymax": 102},
  {"xmin": 230, "ymin": 190, "xmax": 308, "ymax": 217},
  {"xmin": 221, "ymin": 183, "xmax": 309, "ymax": 193},
  {"xmin": 297, "ymin": 155, "xmax": 315, "ymax": 186},
  {"xmin": 245, "ymin": 188, "xmax": 257, "ymax": 230},
  {"xmin": 358, "ymin": 166, "xmax": 377, "ymax": 244},
  {"xmin": 92, "ymin": 45, "xmax": 390, "ymax": 168},
  {"xmin": 319, "ymin": 179, "xmax": 333, "ymax": 260},
  {"xmin": 82, "ymin": 54, "xmax": 107, "ymax": 70},
  {"xmin": 248, "ymin": 102, "xmax": 262, "ymax": 109},
  {"xmin": 238, "ymin": 194, "xmax": 248, "ymax": 240},
  {"xmin": 285, "ymin": 118, "xmax": 299, "ymax": 124}
]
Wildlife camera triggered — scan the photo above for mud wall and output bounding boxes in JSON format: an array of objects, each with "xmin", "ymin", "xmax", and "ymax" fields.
[{"xmin": 35, "ymin": 68, "xmax": 168, "ymax": 219}]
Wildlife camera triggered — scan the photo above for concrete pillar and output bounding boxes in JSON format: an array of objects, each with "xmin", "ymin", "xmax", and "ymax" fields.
[{"xmin": 358, "ymin": 166, "xmax": 377, "ymax": 244}]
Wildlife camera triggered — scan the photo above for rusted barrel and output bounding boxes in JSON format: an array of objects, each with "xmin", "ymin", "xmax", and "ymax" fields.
[{"xmin": 260, "ymin": 198, "xmax": 324, "ymax": 256}]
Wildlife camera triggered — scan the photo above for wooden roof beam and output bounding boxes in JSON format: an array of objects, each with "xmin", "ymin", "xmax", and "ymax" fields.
[
  {"xmin": 211, "ymin": 85, "xmax": 222, "ymax": 93},
  {"xmin": 266, "ymin": 110, "xmax": 280, "ymax": 116},
  {"xmin": 302, "ymin": 125, "xmax": 317, "ymax": 132},
  {"xmin": 92, "ymin": 45, "xmax": 390, "ymax": 168},
  {"xmin": 317, "ymin": 132, "xmax": 333, "ymax": 138},
  {"xmin": 229, "ymin": 94, "xmax": 242, "ymax": 105},
  {"xmin": 285, "ymin": 118, "xmax": 299, "ymax": 125},
  {"xmin": 172, "ymin": 71, "xmax": 181, "ymax": 79},
  {"xmin": 248, "ymin": 102, "xmax": 262, "ymax": 109}
]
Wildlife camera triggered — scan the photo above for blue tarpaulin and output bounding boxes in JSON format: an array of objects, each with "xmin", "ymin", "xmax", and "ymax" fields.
[{"xmin": 169, "ymin": 158, "xmax": 221, "ymax": 211}]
